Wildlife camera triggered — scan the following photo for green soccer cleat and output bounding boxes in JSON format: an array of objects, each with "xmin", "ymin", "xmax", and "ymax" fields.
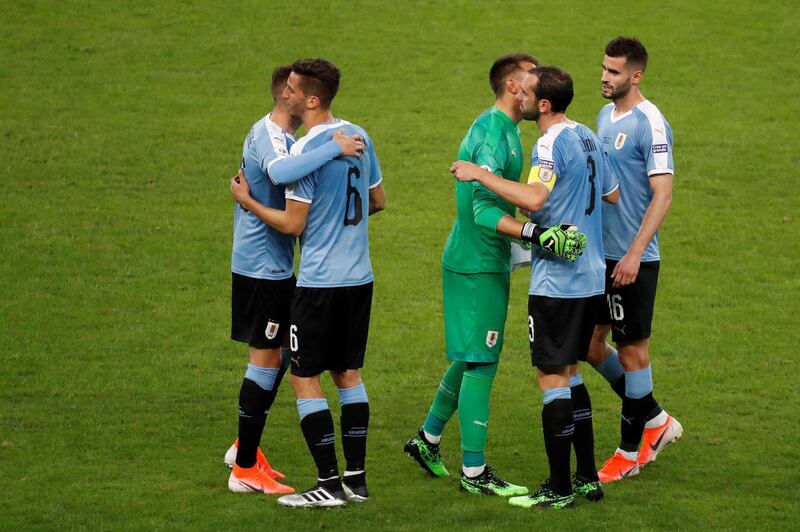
[
  {"xmin": 459, "ymin": 466, "xmax": 529, "ymax": 496},
  {"xmin": 404, "ymin": 429, "xmax": 450, "ymax": 478},
  {"xmin": 509, "ymin": 482, "xmax": 575, "ymax": 509},
  {"xmin": 572, "ymin": 474, "xmax": 604, "ymax": 502}
]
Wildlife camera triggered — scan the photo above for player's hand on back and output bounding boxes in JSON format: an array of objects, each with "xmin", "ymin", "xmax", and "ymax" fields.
[
  {"xmin": 333, "ymin": 129, "xmax": 365, "ymax": 158},
  {"xmin": 610, "ymin": 251, "xmax": 641, "ymax": 287},
  {"xmin": 450, "ymin": 160, "xmax": 485, "ymax": 182},
  {"xmin": 230, "ymin": 169, "xmax": 252, "ymax": 206}
]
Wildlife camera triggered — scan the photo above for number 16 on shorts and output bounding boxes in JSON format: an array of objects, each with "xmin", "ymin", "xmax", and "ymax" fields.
[{"xmin": 606, "ymin": 294, "xmax": 624, "ymax": 321}]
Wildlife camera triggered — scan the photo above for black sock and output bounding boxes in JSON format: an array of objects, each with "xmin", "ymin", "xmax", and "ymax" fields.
[
  {"xmin": 341, "ymin": 402, "xmax": 369, "ymax": 472},
  {"xmin": 236, "ymin": 378, "xmax": 277, "ymax": 468},
  {"xmin": 620, "ymin": 396, "xmax": 648, "ymax": 452},
  {"xmin": 570, "ymin": 384, "xmax": 597, "ymax": 481},
  {"xmin": 300, "ymin": 409, "xmax": 339, "ymax": 479},
  {"xmin": 542, "ymin": 398, "xmax": 574, "ymax": 496},
  {"xmin": 610, "ymin": 375, "xmax": 626, "ymax": 400},
  {"xmin": 643, "ymin": 392, "xmax": 662, "ymax": 422},
  {"xmin": 273, "ymin": 347, "xmax": 291, "ymax": 392}
]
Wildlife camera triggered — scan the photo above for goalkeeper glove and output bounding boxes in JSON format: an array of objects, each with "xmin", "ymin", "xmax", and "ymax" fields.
[{"xmin": 521, "ymin": 223, "xmax": 587, "ymax": 262}]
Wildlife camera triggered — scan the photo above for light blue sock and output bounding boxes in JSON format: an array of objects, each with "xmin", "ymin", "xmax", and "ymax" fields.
[
  {"xmin": 338, "ymin": 383, "xmax": 368, "ymax": 405},
  {"xmin": 543, "ymin": 387, "xmax": 571, "ymax": 404},
  {"xmin": 244, "ymin": 364, "xmax": 279, "ymax": 391},
  {"xmin": 297, "ymin": 398, "xmax": 329, "ymax": 420},
  {"xmin": 594, "ymin": 348, "xmax": 624, "ymax": 384},
  {"xmin": 624, "ymin": 366, "xmax": 653, "ymax": 399},
  {"xmin": 569, "ymin": 373, "xmax": 584, "ymax": 388}
]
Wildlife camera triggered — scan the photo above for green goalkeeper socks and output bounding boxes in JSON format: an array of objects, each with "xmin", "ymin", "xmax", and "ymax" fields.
[
  {"xmin": 458, "ymin": 362, "xmax": 498, "ymax": 465},
  {"xmin": 423, "ymin": 361, "xmax": 467, "ymax": 437}
]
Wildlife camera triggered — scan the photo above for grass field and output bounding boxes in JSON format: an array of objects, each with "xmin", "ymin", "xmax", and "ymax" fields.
[{"xmin": 2, "ymin": 0, "xmax": 799, "ymax": 529}]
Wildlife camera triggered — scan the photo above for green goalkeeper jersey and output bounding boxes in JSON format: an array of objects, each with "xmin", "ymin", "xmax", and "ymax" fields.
[{"xmin": 442, "ymin": 106, "xmax": 523, "ymax": 274}]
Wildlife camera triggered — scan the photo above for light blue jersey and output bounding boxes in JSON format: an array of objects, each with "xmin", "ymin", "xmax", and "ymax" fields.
[
  {"xmin": 232, "ymin": 114, "xmax": 295, "ymax": 280},
  {"xmin": 526, "ymin": 120, "xmax": 618, "ymax": 298},
  {"xmin": 286, "ymin": 119, "xmax": 382, "ymax": 288},
  {"xmin": 597, "ymin": 100, "xmax": 673, "ymax": 262}
]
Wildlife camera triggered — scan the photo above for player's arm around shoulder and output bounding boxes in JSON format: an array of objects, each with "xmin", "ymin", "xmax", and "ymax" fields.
[
  {"xmin": 230, "ymin": 169, "xmax": 310, "ymax": 237},
  {"xmin": 450, "ymin": 160, "xmax": 548, "ymax": 215}
]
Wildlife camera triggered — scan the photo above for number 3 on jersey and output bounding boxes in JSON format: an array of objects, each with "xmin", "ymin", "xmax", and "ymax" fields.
[{"xmin": 344, "ymin": 165, "xmax": 363, "ymax": 226}]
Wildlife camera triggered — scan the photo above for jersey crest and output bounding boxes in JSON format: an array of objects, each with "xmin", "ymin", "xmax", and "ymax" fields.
[
  {"xmin": 486, "ymin": 330, "xmax": 499, "ymax": 348},
  {"xmin": 614, "ymin": 132, "xmax": 627, "ymax": 150},
  {"xmin": 265, "ymin": 320, "xmax": 280, "ymax": 340}
]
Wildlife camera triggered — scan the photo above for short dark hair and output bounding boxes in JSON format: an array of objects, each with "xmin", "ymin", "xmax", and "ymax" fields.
[
  {"xmin": 290, "ymin": 58, "xmax": 341, "ymax": 107},
  {"xmin": 489, "ymin": 53, "xmax": 539, "ymax": 96},
  {"xmin": 531, "ymin": 66, "xmax": 574, "ymax": 114},
  {"xmin": 270, "ymin": 65, "xmax": 292, "ymax": 101},
  {"xmin": 605, "ymin": 36, "xmax": 648, "ymax": 71}
]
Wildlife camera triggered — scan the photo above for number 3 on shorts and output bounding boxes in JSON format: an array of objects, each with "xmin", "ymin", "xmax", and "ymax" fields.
[{"xmin": 528, "ymin": 315, "xmax": 534, "ymax": 343}]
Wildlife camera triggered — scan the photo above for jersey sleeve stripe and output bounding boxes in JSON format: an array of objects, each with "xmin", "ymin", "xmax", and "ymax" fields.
[
  {"xmin": 638, "ymin": 101, "xmax": 672, "ymax": 173},
  {"xmin": 368, "ymin": 177, "xmax": 383, "ymax": 190},
  {"xmin": 285, "ymin": 192, "xmax": 312, "ymax": 204},
  {"xmin": 647, "ymin": 168, "xmax": 673, "ymax": 177},
  {"xmin": 602, "ymin": 182, "xmax": 620, "ymax": 195}
]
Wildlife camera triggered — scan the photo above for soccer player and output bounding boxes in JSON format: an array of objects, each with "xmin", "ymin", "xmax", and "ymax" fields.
[
  {"xmin": 226, "ymin": 64, "xmax": 366, "ymax": 495},
  {"xmin": 403, "ymin": 54, "xmax": 587, "ymax": 497},
  {"xmin": 588, "ymin": 36, "xmax": 683, "ymax": 483},
  {"xmin": 452, "ymin": 65, "xmax": 619, "ymax": 509},
  {"xmin": 230, "ymin": 58, "xmax": 385, "ymax": 508}
]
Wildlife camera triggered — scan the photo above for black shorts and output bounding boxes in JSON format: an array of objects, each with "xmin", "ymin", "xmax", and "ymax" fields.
[
  {"xmin": 596, "ymin": 260, "xmax": 660, "ymax": 343},
  {"xmin": 528, "ymin": 295, "xmax": 605, "ymax": 367},
  {"xmin": 230, "ymin": 272, "xmax": 295, "ymax": 349},
  {"xmin": 289, "ymin": 282, "xmax": 373, "ymax": 377}
]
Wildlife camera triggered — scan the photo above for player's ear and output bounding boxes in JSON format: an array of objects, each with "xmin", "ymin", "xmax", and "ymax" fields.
[
  {"xmin": 539, "ymin": 98, "xmax": 551, "ymax": 114},
  {"xmin": 306, "ymin": 94, "xmax": 320, "ymax": 110},
  {"xmin": 505, "ymin": 77, "xmax": 519, "ymax": 95},
  {"xmin": 631, "ymin": 69, "xmax": 644, "ymax": 86}
]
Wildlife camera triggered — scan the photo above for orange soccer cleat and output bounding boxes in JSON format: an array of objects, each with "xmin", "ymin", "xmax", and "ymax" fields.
[
  {"xmin": 597, "ymin": 450, "xmax": 640, "ymax": 483},
  {"xmin": 228, "ymin": 464, "xmax": 294, "ymax": 495},
  {"xmin": 638, "ymin": 415, "xmax": 683, "ymax": 466},
  {"xmin": 224, "ymin": 438, "xmax": 286, "ymax": 480}
]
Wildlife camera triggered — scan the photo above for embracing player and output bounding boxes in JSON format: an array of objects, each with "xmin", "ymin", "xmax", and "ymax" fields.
[
  {"xmin": 452, "ymin": 65, "xmax": 619, "ymax": 509},
  {"xmin": 231, "ymin": 58, "xmax": 385, "ymax": 508},
  {"xmin": 225, "ymin": 64, "xmax": 365, "ymax": 495},
  {"xmin": 404, "ymin": 54, "xmax": 587, "ymax": 498}
]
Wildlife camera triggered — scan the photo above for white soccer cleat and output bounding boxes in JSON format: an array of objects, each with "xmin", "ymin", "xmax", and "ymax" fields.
[
  {"xmin": 224, "ymin": 443, "xmax": 237, "ymax": 469},
  {"xmin": 277, "ymin": 483, "xmax": 347, "ymax": 508}
]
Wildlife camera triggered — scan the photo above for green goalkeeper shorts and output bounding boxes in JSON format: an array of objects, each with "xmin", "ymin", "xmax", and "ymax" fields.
[{"xmin": 442, "ymin": 268, "xmax": 510, "ymax": 363}]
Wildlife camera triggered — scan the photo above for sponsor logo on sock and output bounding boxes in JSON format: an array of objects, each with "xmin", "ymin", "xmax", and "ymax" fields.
[{"xmin": 473, "ymin": 419, "xmax": 488, "ymax": 428}]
